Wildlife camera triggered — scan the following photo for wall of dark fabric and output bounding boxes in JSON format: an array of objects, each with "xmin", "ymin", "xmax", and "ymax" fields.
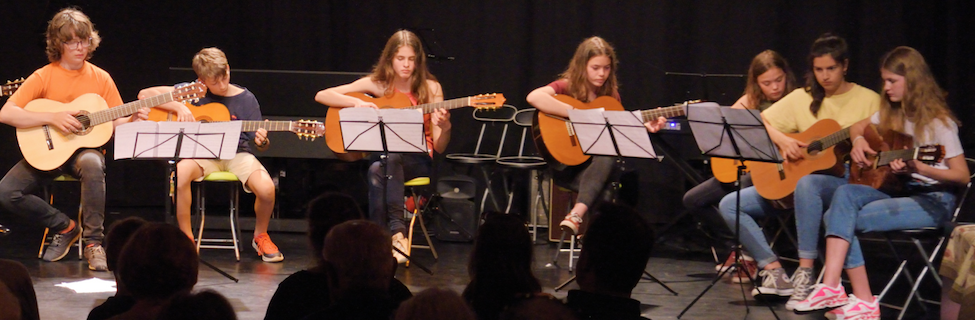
[{"xmin": 1, "ymin": 1, "xmax": 972, "ymax": 214}]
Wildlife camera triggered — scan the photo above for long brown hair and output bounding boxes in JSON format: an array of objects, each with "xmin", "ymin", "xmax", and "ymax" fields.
[
  {"xmin": 369, "ymin": 30, "xmax": 438, "ymax": 104},
  {"xmin": 877, "ymin": 46, "xmax": 958, "ymax": 142},
  {"xmin": 559, "ymin": 36, "xmax": 619, "ymax": 102},
  {"xmin": 743, "ymin": 50, "xmax": 797, "ymax": 108},
  {"xmin": 46, "ymin": 8, "xmax": 102, "ymax": 63},
  {"xmin": 804, "ymin": 33, "xmax": 848, "ymax": 117}
]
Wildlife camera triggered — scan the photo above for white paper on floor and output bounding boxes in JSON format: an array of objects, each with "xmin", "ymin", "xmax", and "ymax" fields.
[{"xmin": 55, "ymin": 277, "xmax": 117, "ymax": 293}]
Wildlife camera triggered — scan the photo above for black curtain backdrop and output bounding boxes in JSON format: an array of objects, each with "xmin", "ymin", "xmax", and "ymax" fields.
[{"xmin": 1, "ymin": 0, "xmax": 973, "ymax": 211}]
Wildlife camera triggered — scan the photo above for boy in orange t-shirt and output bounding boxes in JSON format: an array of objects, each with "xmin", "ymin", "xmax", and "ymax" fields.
[{"xmin": 0, "ymin": 8, "xmax": 148, "ymax": 271}]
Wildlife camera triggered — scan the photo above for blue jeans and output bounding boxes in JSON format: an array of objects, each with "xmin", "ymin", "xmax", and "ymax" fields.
[
  {"xmin": 718, "ymin": 173, "xmax": 847, "ymax": 268},
  {"xmin": 368, "ymin": 153, "xmax": 431, "ymax": 235},
  {"xmin": 0, "ymin": 149, "xmax": 106, "ymax": 245},
  {"xmin": 824, "ymin": 184, "xmax": 955, "ymax": 269}
]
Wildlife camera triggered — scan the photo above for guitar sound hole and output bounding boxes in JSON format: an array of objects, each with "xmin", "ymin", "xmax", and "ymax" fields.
[
  {"xmin": 807, "ymin": 141, "xmax": 823, "ymax": 154},
  {"xmin": 75, "ymin": 111, "xmax": 93, "ymax": 136}
]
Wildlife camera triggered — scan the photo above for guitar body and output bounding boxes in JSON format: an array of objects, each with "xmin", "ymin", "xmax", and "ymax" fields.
[
  {"xmin": 148, "ymin": 102, "xmax": 230, "ymax": 122},
  {"xmin": 849, "ymin": 125, "xmax": 913, "ymax": 193},
  {"xmin": 750, "ymin": 119, "xmax": 848, "ymax": 201},
  {"xmin": 17, "ymin": 94, "xmax": 113, "ymax": 171},
  {"xmin": 711, "ymin": 158, "xmax": 749, "ymax": 183},
  {"xmin": 532, "ymin": 95, "xmax": 625, "ymax": 170},
  {"xmin": 325, "ymin": 91, "xmax": 412, "ymax": 161}
]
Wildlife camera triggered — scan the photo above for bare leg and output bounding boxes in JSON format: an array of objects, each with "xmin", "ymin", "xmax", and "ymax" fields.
[
  {"xmin": 176, "ymin": 160, "xmax": 204, "ymax": 240},
  {"xmin": 570, "ymin": 203, "xmax": 588, "ymax": 218},
  {"xmin": 942, "ymin": 275, "xmax": 960, "ymax": 320},
  {"xmin": 764, "ymin": 260, "xmax": 783, "ymax": 271},
  {"xmin": 799, "ymin": 258, "xmax": 815, "ymax": 269},
  {"xmin": 822, "ymin": 236, "xmax": 850, "ymax": 287},
  {"xmin": 246, "ymin": 170, "xmax": 275, "ymax": 237},
  {"xmin": 845, "ymin": 266, "xmax": 873, "ymax": 302}
]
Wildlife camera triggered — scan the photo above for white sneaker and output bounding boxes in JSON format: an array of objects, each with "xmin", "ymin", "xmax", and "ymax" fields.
[
  {"xmin": 391, "ymin": 233, "xmax": 408, "ymax": 264},
  {"xmin": 792, "ymin": 283, "xmax": 847, "ymax": 312}
]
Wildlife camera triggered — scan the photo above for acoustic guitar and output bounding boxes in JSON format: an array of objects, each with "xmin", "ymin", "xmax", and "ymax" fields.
[
  {"xmin": 324, "ymin": 91, "xmax": 506, "ymax": 161},
  {"xmin": 849, "ymin": 124, "xmax": 944, "ymax": 194},
  {"xmin": 531, "ymin": 95, "xmax": 687, "ymax": 170},
  {"xmin": 17, "ymin": 81, "xmax": 206, "ymax": 171},
  {"xmin": 749, "ymin": 119, "xmax": 852, "ymax": 202},
  {"xmin": 1, "ymin": 78, "xmax": 24, "ymax": 97},
  {"xmin": 148, "ymin": 101, "xmax": 325, "ymax": 140}
]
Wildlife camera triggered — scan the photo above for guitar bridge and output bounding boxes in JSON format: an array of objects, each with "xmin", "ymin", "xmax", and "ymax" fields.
[
  {"xmin": 776, "ymin": 163, "xmax": 785, "ymax": 180},
  {"xmin": 565, "ymin": 121, "xmax": 575, "ymax": 137},
  {"xmin": 43, "ymin": 125, "xmax": 53, "ymax": 150}
]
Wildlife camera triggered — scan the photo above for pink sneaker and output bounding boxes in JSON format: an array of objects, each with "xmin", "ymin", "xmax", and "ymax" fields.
[
  {"xmin": 792, "ymin": 283, "xmax": 847, "ymax": 312},
  {"xmin": 824, "ymin": 307, "xmax": 845, "ymax": 320},
  {"xmin": 559, "ymin": 213, "xmax": 582, "ymax": 234},
  {"xmin": 840, "ymin": 294, "xmax": 879, "ymax": 320}
]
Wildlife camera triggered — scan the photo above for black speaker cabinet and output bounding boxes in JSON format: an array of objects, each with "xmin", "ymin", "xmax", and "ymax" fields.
[{"xmin": 435, "ymin": 198, "xmax": 478, "ymax": 242}]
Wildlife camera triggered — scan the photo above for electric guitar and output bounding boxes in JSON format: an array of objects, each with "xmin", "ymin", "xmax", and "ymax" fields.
[
  {"xmin": 531, "ymin": 95, "xmax": 688, "ymax": 170},
  {"xmin": 849, "ymin": 124, "xmax": 944, "ymax": 193},
  {"xmin": 324, "ymin": 91, "xmax": 506, "ymax": 161},
  {"xmin": 1, "ymin": 78, "xmax": 25, "ymax": 97},
  {"xmin": 17, "ymin": 81, "xmax": 206, "ymax": 171},
  {"xmin": 749, "ymin": 119, "xmax": 852, "ymax": 202},
  {"xmin": 148, "ymin": 101, "xmax": 324, "ymax": 140}
]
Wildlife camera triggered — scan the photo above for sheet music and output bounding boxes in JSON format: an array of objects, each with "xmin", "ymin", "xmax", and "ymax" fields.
[
  {"xmin": 339, "ymin": 108, "xmax": 427, "ymax": 153},
  {"xmin": 114, "ymin": 121, "xmax": 242, "ymax": 160},
  {"xmin": 686, "ymin": 103, "xmax": 780, "ymax": 162},
  {"xmin": 568, "ymin": 109, "xmax": 656, "ymax": 159}
]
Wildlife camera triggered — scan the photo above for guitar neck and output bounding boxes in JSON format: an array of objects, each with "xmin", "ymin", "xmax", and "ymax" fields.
[
  {"xmin": 408, "ymin": 97, "xmax": 470, "ymax": 114},
  {"xmin": 88, "ymin": 92, "xmax": 177, "ymax": 126},
  {"xmin": 809, "ymin": 127, "xmax": 851, "ymax": 152},
  {"xmin": 240, "ymin": 120, "xmax": 294, "ymax": 132},
  {"xmin": 638, "ymin": 105, "xmax": 686, "ymax": 122},
  {"xmin": 876, "ymin": 147, "xmax": 924, "ymax": 167}
]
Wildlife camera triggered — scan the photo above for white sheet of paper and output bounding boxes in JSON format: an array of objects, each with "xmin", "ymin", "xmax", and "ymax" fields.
[
  {"xmin": 568, "ymin": 109, "xmax": 656, "ymax": 159},
  {"xmin": 114, "ymin": 121, "xmax": 242, "ymax": 160},
  {"xmin": 339, "ymin": 108, "xmax": 427, "ymax": 153},
  {"xmin": 55, "ymin": 277, "xmax": 117, "ymax": 294}
]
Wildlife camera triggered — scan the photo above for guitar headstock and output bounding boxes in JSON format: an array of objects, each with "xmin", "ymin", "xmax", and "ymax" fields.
[
  {"xmin": 1, "ymin": 78, "xmax": 25, "ymax": 97},
  {"xmin": 916, "ymin": 145, "xmax": 946, "ymax": 163},
  {"xmin": 470, "ymin": 93, "xmax": 505, "ymax": 110},
  {"xmin": 172, "ymin": 80, "xmax": 207, "ymax": 104},
  {"xmin": 292, "ymin": 120, "xmax": 326, "ymax": 141}
]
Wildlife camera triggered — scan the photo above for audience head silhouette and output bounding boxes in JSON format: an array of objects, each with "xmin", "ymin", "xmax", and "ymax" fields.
[
  {"xmin": 463, "ymin": 212, "xmax": 541, "ymax": 320},
  {"xmin": 157, "ymin": 289, "xmax": 237, "ymax": 320},
  {"xmin": 104, "ymin": 217, "xmax": 149, "ymax": 273},
  {"xmin": 394, "ymin": 287, "xmax": 475, "ymax": 320},
  {"xmin": 576, "ymin": 203, "xmax": 654, "ymax": 296},
  {"xmin": 323, "ymin": 220, "xmax": 395, "ymax": 299},
  {"xmin": 307, "ymin": 192, "xmax": 365, "ymax": 266},
  {"xmin": 117, "ymin": 222, "xmax": 198, "ymax": 300}
]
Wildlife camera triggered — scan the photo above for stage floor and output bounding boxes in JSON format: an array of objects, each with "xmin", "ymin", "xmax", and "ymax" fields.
[{"xmin": 0, "ymin": 212, "xmax": 938, "ymax": 320}]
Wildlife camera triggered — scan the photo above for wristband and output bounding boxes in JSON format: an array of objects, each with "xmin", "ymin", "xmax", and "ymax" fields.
[{"xmin": 852, "ymin": 136, "xmax": 864, "ymax": 145}]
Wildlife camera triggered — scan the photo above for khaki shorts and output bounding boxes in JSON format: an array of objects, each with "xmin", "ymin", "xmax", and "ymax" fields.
[{"xmin": 191, "ymin": 153, "xmax": 268, "ymax": 193}]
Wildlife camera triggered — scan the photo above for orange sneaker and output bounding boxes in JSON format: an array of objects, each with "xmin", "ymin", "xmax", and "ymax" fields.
[{"xmin": 252, "ymin": 233, "xmax": 284, "ymax": 262}]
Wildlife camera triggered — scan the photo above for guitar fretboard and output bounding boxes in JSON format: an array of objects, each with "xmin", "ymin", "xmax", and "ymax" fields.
[
  {"xmin": 639, "ymin": 105, "xmax": 686, "ymax": 122},
  {"xmin": 407, "ymin": 97, "xmax": 470, "ymax": 114},
  {"xmin": 240, "ymin": 121, "xmax": 293, "ymax": 132},
  {"xmin": 809, "ymin": 128, "xmax": 851, "ymax": 153},
  {"xmin": 88, "ymin": 92, "xmax": 177, "ymax": 126}
]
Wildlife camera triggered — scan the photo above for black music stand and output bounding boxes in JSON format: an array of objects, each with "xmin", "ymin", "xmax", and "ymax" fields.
[
  {"xmin": 677, "ymin": 104, "xmax": 782, "ymax": 319},
  {"xmin": 339, "ymin": 107, "xmax": 434, "ymax": 275},
  {"xmin": 115, "ymin": 121, "xmax": 243, "ymax": 282},
  {"xmin": 549, "ymin": 109, "xmax": 677, "ymax": 296}
]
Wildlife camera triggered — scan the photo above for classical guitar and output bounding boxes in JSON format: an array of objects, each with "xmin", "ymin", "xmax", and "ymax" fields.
[
  {"xmin": 849, "ymin": 124, "xmax": 945, "ymax": 194},
  {"xmin": 531, "ymin": 95, "xmax": 688, "ymax": 170},
  {"xmin": 749, "ymin": 119, "xmax": 851, "ymax": 202},
  {"xmin": 711, "ymin": 158, "xmax": 749, "ymax": 183},
  {"xmin": 17, "ymin": 81, "xmax": 206, "ymax": 171},
  {"xmin": 1, "ymin": 78, "xmax": 24, "ymax": 97},
  {"xmin": 324, "ymin": 91, "xmax": 506, "ymax": 160},
  {"xmin": 148, "ymin": 101, "xmax": 325, "ymax": 140}
]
